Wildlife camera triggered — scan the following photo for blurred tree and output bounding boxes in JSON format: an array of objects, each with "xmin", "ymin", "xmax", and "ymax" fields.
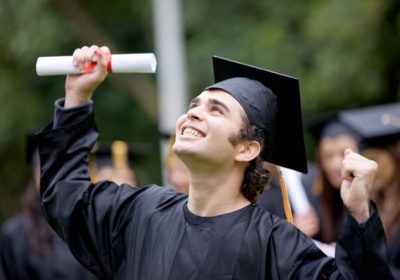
[{"xmin": 0, "ymin": 0, "xmax": 70, "ymax": 221}]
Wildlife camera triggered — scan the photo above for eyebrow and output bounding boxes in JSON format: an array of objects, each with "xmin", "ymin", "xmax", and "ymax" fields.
[
  {"xmin": 189, "ymin": 97, "xmax": 230, "ymax": 114},
  {"xmin": 209, "ymin": 98, "xmax": 230, "ymax": 113}
]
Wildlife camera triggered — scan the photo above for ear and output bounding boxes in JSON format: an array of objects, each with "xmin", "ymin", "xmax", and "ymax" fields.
[{"xmin": 235, "ymin": 140, "xmax": 261, "ymax": 162}]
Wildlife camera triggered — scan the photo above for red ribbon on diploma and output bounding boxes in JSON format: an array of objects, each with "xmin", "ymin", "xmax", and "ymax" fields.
[{"xmin": 82, "ymin": 49, "xmax": 112, "ymax": 74}]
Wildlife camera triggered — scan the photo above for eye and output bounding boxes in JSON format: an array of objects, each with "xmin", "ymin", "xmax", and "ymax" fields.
[
  {"xmin": 211, "ymin": 106, "xmax": 223, "ymax": 114},
  {"xmin": 188, "ymin": 102, "xmax": 197, "ymax": 110}
]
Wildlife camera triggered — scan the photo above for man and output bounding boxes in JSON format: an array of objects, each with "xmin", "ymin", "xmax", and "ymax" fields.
[{"xmin": 34, "ymin": 45, "xmax": 393, "ymax": 279}]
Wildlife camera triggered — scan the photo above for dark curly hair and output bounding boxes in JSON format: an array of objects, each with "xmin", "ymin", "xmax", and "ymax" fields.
[{"xmin": 229, "ymin": 118, "xmax": 271, "ymax": 203}]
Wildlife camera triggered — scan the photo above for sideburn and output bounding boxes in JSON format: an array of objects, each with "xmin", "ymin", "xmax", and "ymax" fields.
[
  {"xmin": 228, "ymin": 114, "xmax": 250, "ymax": 146},
  {"xmin": 228, "ymin": 126, "xmax": 247, "ymax": 147}
]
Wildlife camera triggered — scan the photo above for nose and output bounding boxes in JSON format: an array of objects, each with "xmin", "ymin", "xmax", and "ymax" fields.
[
  {"xmin": 187, "ymin": 105, "xmax": 204, "ymax": 121},
  {"xmin": 332, "ymin": 153, "xmax": 345, "ymax": 171}
]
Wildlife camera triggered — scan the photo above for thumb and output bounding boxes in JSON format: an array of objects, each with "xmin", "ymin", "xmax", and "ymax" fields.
[{"xmin": 341, "ymin": 179, "xmax": 351, "ymax": 190}]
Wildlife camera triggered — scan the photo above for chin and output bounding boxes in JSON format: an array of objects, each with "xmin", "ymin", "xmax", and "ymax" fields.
[
  {"xmin": 174, "ymin": 139, "xmax": 203, "ymax": 155},
  {"xmin": 173, "ymin": 144, "xmax": 194, "ymax": 159},
  {"xmin": 326, "ymin": 176, "xmax": 341, "ymax": 189},
  {"xmin": 173, "ymin": 142, "xmax": 186, "ymax": 154},
  {"xmin": 332, "ymin": 179, "xmax": 342, "ymax": 189}
]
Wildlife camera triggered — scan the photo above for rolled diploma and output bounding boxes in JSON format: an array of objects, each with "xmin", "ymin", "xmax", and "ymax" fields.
[
  {"xmin": 36, "ymin": 53, "xmax": 157, "ymax": 76},
  {"xmin": 280, "ymin": 167, "xmax": 311, "ymax": 214}
]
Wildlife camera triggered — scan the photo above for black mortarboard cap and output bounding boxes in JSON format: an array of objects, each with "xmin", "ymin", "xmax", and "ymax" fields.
[
  {"xmin": 306, "ymin": 113, "xmax": 337, "ymax": 143},
  {"xmin": 338, "ymin": 102, "xmax": 400, "ymax": 148},
  {"xmin": 306, "ymin": 112, "xmax": 361, "ymax": 145},
  {"xmin": 205, "ymin": 56, "xmax": 308, "ymax": 173}
]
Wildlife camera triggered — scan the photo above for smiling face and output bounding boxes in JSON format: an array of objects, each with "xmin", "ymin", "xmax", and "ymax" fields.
[{"xmin": 173, "ymin": 89, "xmax": 247, "ymax": 168}]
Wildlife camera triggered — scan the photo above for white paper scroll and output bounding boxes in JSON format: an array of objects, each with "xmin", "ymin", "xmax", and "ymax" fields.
[
  {"xmin": 280, "ymin": 167, "xmax": 311, "ymax": 214},
  {"xmin": 36, "ymin": 53, "xmax": 157, "ymax": 76},
  {"xmin": 313, "ymin": 240, "xmax": 336, "ymax": 257}
]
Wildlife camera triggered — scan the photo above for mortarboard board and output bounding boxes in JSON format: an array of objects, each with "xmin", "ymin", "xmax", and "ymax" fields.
[
  {"xmin": 205, "ymin": 56, "xmax": 308, "ymax": 173},
  {"xmin": 306, "ymin": 112, "xmax": 361, "ymax": 146},
  {"xmin": 338, "ymin": 102, "xmax": 400, "ymax": 148}
]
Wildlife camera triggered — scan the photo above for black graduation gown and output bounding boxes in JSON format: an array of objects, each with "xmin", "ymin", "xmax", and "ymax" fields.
[
  {"xmin": 389, "ymin": 228, "xmax": 400, "ymax": 278},
  {"xmin": 256, "ymin": 182, "xmax": 286, "ymax": 219},
  {"xmin": 34, "ymin": 110, "xmax": 394, "ymax": 279},
  {"xmin": 0, "ymin": 214, "xmax": 99, "ymax": 280}
]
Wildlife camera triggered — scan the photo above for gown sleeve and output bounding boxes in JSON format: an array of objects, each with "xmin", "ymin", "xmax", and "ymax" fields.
[
  {"xmin": 268, "ymin": 205, "xmax": 395, "ymax": 279},
  {"xmin": 34, "ymin": 99, "xmax": 150, "ymax": 279}
]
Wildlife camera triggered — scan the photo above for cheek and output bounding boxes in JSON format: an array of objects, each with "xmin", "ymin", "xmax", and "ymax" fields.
[
  {"xmin": 320, "ymin": 154, "xmax": 343, "ymax": 187},
  {"xmin": 376, "ymin": 156, "xmax": 396, "ymax": 188},
  {"xmin": 214, "ymin": 125, "xmax": 239, "ymax": 148},
  {"xmin": 320, "ymin": 155, "xmax": 341, "ymax": 173},
  {"xmin": 175, "ymin": 114, "xmax": 187, "ymax": 132}
]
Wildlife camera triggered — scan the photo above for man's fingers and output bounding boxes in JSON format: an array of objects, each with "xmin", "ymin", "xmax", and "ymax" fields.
[
  {"xmin": 100, "ymin": 46, "xmax": 111, "ymax": 57},
  {"xmin": 72, "ymin": 46, "xmax": 91, "ymax": 70},
  {"xmin": 341, "ymin": 149, "xmax": 378, "ymax": 180},
  {"xmin": 72, "ymin": 45, "xmax": 108, "ymax": 72},
  {"xmin": 87, "ymin": 45, "xmax": 100, "ymax": 63}
]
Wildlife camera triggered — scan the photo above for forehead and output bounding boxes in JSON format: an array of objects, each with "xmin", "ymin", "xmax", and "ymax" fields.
[
  {"xmin": 195, "ymin": 89, "xmax": 246, "ymax": 114},
  {"xmin": 319, "ymin": 134, "xmax": 358, "ymax": 151}
]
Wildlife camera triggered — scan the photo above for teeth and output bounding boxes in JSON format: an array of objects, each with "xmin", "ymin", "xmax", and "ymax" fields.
[{"xmin": 183, "ymin": 127, "xmax": 203, "ymax": 137}]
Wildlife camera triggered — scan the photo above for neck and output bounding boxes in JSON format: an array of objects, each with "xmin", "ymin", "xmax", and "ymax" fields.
[
  {"xmin": 186, "ymin": 162, "xmax": 250, "ymax": 217},
  {"xmin": 382, "ymin": 181, "xmax": 399, "ymax": 206},
  {"xmin": 182, "ymin": 158, "xmax": 250, "ymax": 217},
  {"xmin": 181, "ymin": 152, "xmax": 250, "ymax": 217}
]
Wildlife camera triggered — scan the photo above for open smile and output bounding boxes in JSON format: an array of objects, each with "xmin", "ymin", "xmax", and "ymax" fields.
[{"xmin": 181, "ymin": 127, "xmax": 206, "ymax": 137}]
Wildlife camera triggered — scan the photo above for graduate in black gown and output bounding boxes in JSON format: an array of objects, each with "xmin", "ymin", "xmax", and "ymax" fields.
[
  {"xmin": 34, "ymin": 45, "xmax": 394, "ymax": 279},
  {"xmin": 296, "ymin": 116, "xmax": 361, "ymax": 250}
]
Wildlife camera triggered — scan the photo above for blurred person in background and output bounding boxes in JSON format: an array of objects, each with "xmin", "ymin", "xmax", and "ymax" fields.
[
  {"xmin": 298, "ymin": 115, "xmax": 361, "ymax": 252},
  {"xmin": 89, "ymin": 140, "xmax": 138, "ymax": 186},
  {"xmin": 164, "ymin": 135, "xmax": 190, "ymax": 193},
  {"xmin": 339, "ymin": 102, "xmax": 400, "ymax": 277},
  {"xmin": 0, "ymin": 134, "xmax": 98, "ymax": 280}
]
